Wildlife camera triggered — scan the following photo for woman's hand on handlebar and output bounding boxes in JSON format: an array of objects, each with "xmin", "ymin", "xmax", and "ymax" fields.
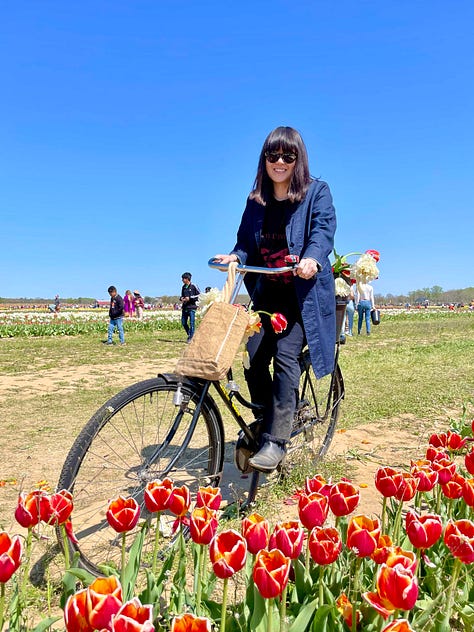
[
  {"xmin": 213, "ymin": 254, "xmax": 239, "ymax": 266},
  {"xmin": 295, "ymin": 257, "xmax": 319, "ymax": 280}
]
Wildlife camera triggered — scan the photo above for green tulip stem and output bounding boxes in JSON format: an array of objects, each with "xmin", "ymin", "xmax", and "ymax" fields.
[
  {"xmin": 393, "ymin": 499, "xmax": 404, "ymax": 544},
  {"xmin": 61, "ymin": 523, "xmax": 70, "ymax": 571},
  {"xmin": 414, "ymin": 490, "xmax": 421, "ymax": 512},
  {"xmin": 351, "ymin": 557, "xmax": 362, "ymax": 632},
  {"xmin": 196, "ymin": 544, "xmax": 204, "ymax": 616},
  {"xmin": 445, "ymin": 557, "xmax": 462, "ymax": 625},
  {"xmin": 280, "ymin": 584, "xmax": 288, "ymax": 632},
  {"xmin": 447, "ymin": 498, "xmax": 454, "ymax": 519},
  {"xmin": 435, "ymin": 484, "xmax": 442, "ymax": 515},
  {"xmin": 415, "ymin": 549, "xmax": 422, "ymax": 580},
  {"xmin": 152, "ymin": 512, "xmax": 161, "ymax": 575},
  {"xmin": 380, "ymin": 496, "xmax": 387, "ymax": 535},
  {"xmin": 121, "ymin": 532, "xmax": 127, "ymax": 588},
  {"xmin": 0, "ymin": 582, "xmax": 5, "ymax": 631},
  {"xmin": 20, "ymin": 527, "xmax": 33, "ymax": 612},
  {"xmin": 318, "ymin": 565, "xmax": 324, "ymax": 608},
  {"xmin": 220, "ymin": 577, "xmax": 229, "ymax": 632},
  {"xmin": 305, "ymin": 531, "xmax": 311, "ymax": 577},
  {"xmin": 267, "ymin": 598, "xmax": 274, "ymax": 632}
]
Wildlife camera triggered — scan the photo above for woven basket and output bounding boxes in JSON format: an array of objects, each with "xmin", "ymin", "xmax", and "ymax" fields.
[{"xmin": 175, "ymin": 263, "xmax": 250, "ymax": 380}]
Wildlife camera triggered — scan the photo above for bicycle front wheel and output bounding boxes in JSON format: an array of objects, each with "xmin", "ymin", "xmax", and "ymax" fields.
[
  {"xmin": 290, "ymin": 351, "xmax": 344, "ymax": 460},
  {"xmin": 57, "ymin": 376, "xmax": 224, "ymax": 574}
]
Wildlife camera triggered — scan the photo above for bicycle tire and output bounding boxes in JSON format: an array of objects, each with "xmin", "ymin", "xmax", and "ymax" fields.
[
  {"xmin": 289, "ymin": 351, "xmax": 344, "ymax": 460},
  {"xmin": 57, "ymin": 376, "xmax": 224, "ymax": 574}
]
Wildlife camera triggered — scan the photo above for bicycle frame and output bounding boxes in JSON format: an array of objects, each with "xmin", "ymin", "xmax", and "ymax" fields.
[{"xmin": 167, "ymin": 257, "xmax": 344, "ymax": 462}]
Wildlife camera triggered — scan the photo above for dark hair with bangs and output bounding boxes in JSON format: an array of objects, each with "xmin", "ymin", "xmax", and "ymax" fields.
[{"xmin": 249, "ymin": 126, "xmax": 312, "ymax": 205}]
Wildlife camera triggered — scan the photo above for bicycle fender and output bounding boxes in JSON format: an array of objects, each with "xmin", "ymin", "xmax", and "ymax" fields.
[{"xmin": 157, "ymin": 372, "xmax": 225, "ymax": 444}]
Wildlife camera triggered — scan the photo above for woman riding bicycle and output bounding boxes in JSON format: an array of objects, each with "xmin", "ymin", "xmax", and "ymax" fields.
[{"xmin": 214, "ymin": 126, "xmax": 337, "ymax": 474}]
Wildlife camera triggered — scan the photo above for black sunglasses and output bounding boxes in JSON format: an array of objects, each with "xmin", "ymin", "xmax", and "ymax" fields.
[{"xmin": 265, "ymin": 151, "xmax": 297, "ymax": 164}]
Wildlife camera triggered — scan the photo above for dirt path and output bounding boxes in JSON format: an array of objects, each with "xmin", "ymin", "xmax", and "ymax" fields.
[{"xmin": 0, "ymin": 358, "xmax": 443, "ymax": 532}]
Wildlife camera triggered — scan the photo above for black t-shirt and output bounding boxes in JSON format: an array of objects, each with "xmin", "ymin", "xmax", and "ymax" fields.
[{"xmin": 254, "ymin": 198, "xmax": 299, "ymax": 317}]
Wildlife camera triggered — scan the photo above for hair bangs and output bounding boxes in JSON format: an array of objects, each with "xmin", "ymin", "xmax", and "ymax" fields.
[
  {"xmin": 264, "ymin": 127, "xmax": 300, "ymax": 155},
  {"xmin": 250, "ymin": 126, "xmax": 312, "ymax": 205}
]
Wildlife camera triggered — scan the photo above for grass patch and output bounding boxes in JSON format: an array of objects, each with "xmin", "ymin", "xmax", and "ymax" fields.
[{"xmin": 0, "ymin": 310, "xmax": 473, "ymax": 625}]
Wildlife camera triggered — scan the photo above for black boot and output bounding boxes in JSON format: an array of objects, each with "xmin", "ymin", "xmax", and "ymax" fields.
[{"xmin": 248, "ymin": 435, "xmax": 287, "ymax": 473}]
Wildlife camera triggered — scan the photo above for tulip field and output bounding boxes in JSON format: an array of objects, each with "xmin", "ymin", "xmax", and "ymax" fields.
[
  {"xmin": 0, "ymin": 309, "xmax": 473, "ymax": 631},
  {"xmin": 0, "ymin": 310, "xmax": 181, "ymax": 338}
]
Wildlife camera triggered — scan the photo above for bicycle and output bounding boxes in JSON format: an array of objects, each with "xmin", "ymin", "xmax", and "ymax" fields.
[{"xmin": 57, "ymin": 259, "xmax": 345, "ymax": 574}]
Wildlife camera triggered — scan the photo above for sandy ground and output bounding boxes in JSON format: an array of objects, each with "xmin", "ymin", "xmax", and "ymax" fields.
[{"xmin": 0, "ymin": 355, "xmax": 441, "ymax": 532}]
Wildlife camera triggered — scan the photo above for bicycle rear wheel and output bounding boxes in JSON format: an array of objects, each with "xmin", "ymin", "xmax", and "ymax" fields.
[
  {"xmin": 289, "ymin": 350, "xmax": 344, "ymax": 460},
  {"xmin": 57, "ymin": 376, "xmax": 224, "ymax": 574}
]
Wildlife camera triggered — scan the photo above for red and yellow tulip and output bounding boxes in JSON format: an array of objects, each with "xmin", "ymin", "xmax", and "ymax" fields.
[
  {"xmin": 346, "ymin": 515, "xmax": 381, "ymax": 558},
  {"xmin": 196, "ymin": 486, "xmax": 222, "ymax": 510},
  {"xmin": 308, "ymin": 526, "xmax": 342, "ymax": 565},
  {"xmin": 144, "ymin": 478, "xmax": 174, "ymax": 514},
  {"xmin": 167, "ymin": 485, "xmax": 191, "ymax": 518},
  {"xmin": 405, "ymin": 510, "xmax": 443, "ymax": 550},
  {"xmin": 209, "ymin": 529, "xmax": 247, "ymax": 579},
  {"xmin": 298, "ymin": 491, "xmax": 329, "ymax": 530},
  {"xmin": 268, "ymin": 521, "xmax": 304, "ymax": 559},
  {"xmin": 0, "ymin": 532, "xmax": 22, "ymax": 583},
  {"xmin": 328, "ymin": 481, "xmax": 360, "ymax": 516},
  {"xmin": 189, "ymin": 506, "xmax": 218, "ymax": 546},
  {"xmin": 253, "ymin": 548, "xmax": 291, "ymax": 599},
  {"xmin": 171, "ymin": 613, "xmax": 212, "ymax": 632},
  {"xmin": 241, "ymin": 512, "xmax": 269, "ymax": 555},
  {"xmin": 14, "ymin": 490, "xmax": 50, "ymax": 528},
  {"xmin": 444, "ymin": 519, "xmax": 474, "ymax": 563},
  {"xmin": 106, "ymin": 496, "xmax": 141, "ymax": 533},
  {"xmin": 374, "ymin": 467, "xmax": 403, "ymax": 498}
]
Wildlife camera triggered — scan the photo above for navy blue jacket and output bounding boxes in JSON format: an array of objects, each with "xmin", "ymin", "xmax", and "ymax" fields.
[
  {"xmin": 180, "ymin": 283, "xmax": 200, "ymax": 310},
  {"xmin": 231, "ymin": 179, "xmax": 336, "ymax": 378},
  {"xmin": 109, "ymin": 294, "xmax": 124, "ymax": 319}
]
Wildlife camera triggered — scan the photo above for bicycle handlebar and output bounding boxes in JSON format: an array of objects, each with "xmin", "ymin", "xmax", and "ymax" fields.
[{"xmin": 208, "ymin": 257, "xmax": 297, "ymax": 275}]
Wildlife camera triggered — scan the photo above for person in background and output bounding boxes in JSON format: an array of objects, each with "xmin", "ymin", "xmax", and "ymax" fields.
[
  {"xmin": 133, "ymin": 290, "xmax": 145, "ymax": 320},
  {"xmin": 180, "ymin": 273, "xmax": 200, "ymax": 341},
  {"xmin": 123, "ymin": 290, "xmax": 135, "ymax": 318},
  {"xmin": 355, "ymin": 281, "xmax": 375, "ymax": 335},
  {"xmin": 54, "ymin": 294, "xmax": 61, "ymax": 313},
  {"xmin": 214, "ymin": 125, "xmax": 336, "ymax": 473},
  {"xmin": 105, "ymin": 286, "xmax": 125, "ymax": 345},
  {"xmin": 345, "ymin": 282, "xmax": 356, "ymax": 336}
]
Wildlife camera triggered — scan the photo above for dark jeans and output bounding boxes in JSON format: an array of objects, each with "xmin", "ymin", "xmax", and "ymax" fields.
[
  {"xmin": 181, "ymin": 309, "xmax": 196, "ymax": 338},
  {"xmin": 357, "ymin": 300, "xmax": 372, "ymax": 334},
  {"xmin": 244, "ymin": 316, "xmax": 305, "ymax": 443},
  {"xmin": 108, "ymin": 317, "xmax": 124, "ymax": 344}
]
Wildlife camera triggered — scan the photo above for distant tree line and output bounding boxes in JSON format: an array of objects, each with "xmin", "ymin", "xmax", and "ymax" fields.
[
  {"xmin": 375, "ymin": 286, "xmax": 474, "ymax": 305},
  {"xmin": 1, "ymin": 287, "xmax": 472, "ymax": 308}
]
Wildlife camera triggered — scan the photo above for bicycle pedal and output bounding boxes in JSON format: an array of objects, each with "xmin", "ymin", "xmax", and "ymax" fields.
[{"xmin": 276, "ymin": 459, "xmax": 292, "ymax": 477}]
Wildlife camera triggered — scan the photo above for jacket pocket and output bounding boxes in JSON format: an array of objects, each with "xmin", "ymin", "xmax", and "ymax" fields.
[{"xmin": 317, "ymin": 270, "xmax": 336, "ymax": 317}]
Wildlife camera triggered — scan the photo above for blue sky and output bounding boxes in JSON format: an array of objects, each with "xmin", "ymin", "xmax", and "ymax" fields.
[{"xmin": 1, "ymin": 1, "xmax": 473, "ymax": 300}]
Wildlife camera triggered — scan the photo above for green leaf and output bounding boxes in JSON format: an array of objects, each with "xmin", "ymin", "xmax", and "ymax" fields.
[
  {"xmin": 63, "ymin": 565, "xmax": 98, "ymax": 586},
  {"xmin": 288, "ymin": 598, "xmax": 319, "ymax": 632},
  {"xmin": 460, "ymin": 604, "xmax": 474, "ymax": 627},
  {"xmin": 412, "ymin": 595, "xmax": 445, "ymax": 628},
  {"xmin": 31, "ymin": 617, "xmax": 62, "ymax": 632},
  {"xmin": 249, "ymin": 586, "xmax": 267, "ymax": 632},
  {"xmin": 310, "ymin": 605, "xmax": 330, "ymax": 632},
  {"xmin": 122, "ymin": 520, "xmax": 148, "ymax": 601},
  {"xmin": 139, "ymin": 546, "xmax": 175, "ymax": 610},
  {"xmin": 293, "ymin": 556, "xmax": 312, "ymax": 602},
  {"xmin": 60, "ymin": 568, "xmax": 82, "ymax": 609}
]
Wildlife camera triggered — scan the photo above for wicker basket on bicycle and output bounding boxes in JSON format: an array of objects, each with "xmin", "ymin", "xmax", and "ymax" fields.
[{"xmin": 175, "ymin": 263, "xmax": 250, "ymax": 381}]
